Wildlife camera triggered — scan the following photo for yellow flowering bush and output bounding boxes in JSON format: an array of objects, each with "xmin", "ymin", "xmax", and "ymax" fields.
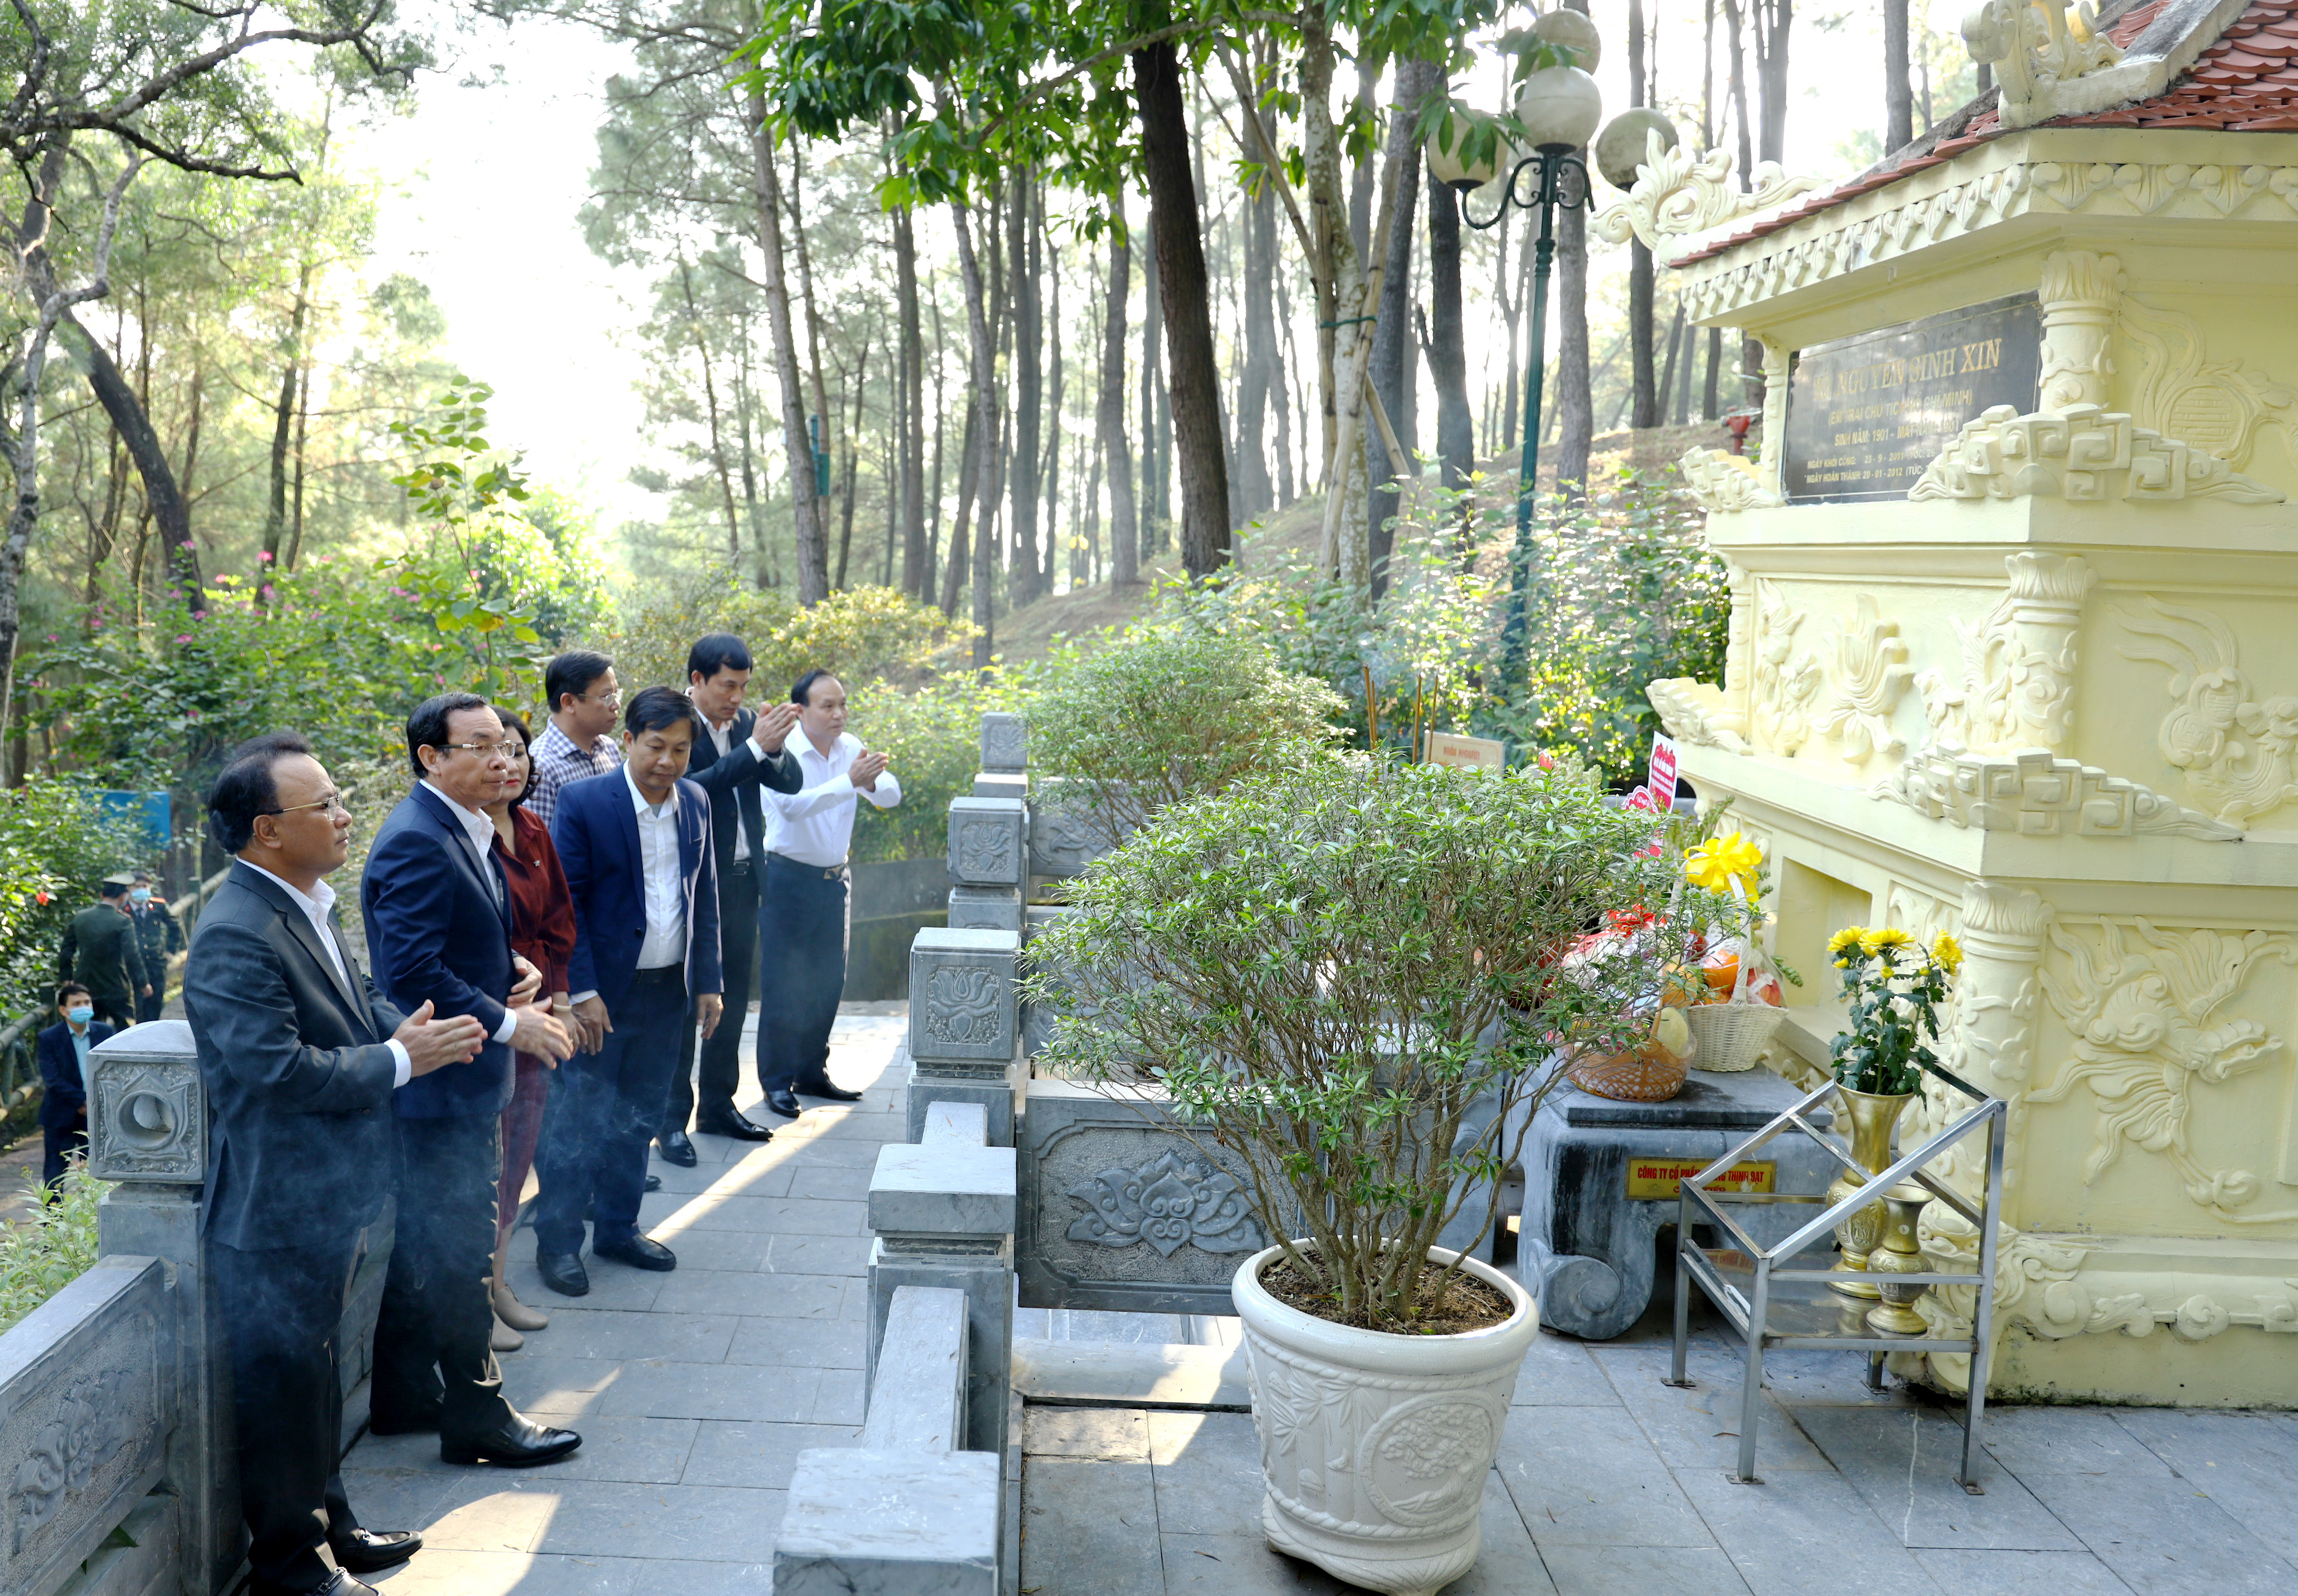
[{"xmin": 1827, "ymin": 924, "xmax": 1959, "ymax": 1095}]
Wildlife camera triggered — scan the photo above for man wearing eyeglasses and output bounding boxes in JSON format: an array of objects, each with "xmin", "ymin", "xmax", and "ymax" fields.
[
  {"xmin": 527, "ymin": 651, "xmax": 623, "ymax": 830},
  {"xmin": 362, "ymin": 694, "xmax": 580, "ymax": 1470}
]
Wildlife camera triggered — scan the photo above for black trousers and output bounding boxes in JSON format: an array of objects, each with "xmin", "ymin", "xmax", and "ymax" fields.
[
  {"xmin": 91, "ymin": 994, "xmax": 135, "ymax": 1032},
  {"xmin": 757, "ymin": 854, "xmax": 847, "ymax": 1093},
  {"xmin": 136, "ymin": 985, "xmax": 165, "ymax": 1024},
  {"xmin": 665, "ymin": 856, "xmax": 759, "ymax": 1133},
  {"xmin": 212, "ymin": 1232, "xmax": 364, "ymax": 1593},
  {"xmin": 42, "ymin": 1124, "xmax": 86, "ymax": 1189},
  {"xmin": 373, "ymin": 1113, "xmax": 513, "ymax": 1439},
  {"xmin": 537, "ymin": 967, "xmax": 687, "ymax": 1255}
]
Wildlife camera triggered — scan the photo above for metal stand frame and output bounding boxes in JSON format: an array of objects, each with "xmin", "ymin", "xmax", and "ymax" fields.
[{"xmin": 1670, "ymin": 1062, "xmax": 2006, "ymax": 1490}]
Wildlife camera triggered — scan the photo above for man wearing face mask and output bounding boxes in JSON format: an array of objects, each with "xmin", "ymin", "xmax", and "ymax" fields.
[
  {"xmin": 35, "ymin": 981, "xmax": 110, "ymax": 1191},
  {"xmin": 127, "ymin": 871, "xmax": 183, "ymax": 1024}
]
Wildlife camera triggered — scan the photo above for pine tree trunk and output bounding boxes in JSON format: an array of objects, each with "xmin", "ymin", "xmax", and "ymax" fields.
[
  {"xmin": 1140, "ymin": 226, "xmax": 1162, "ymax": 566},
  {"xmin": 1101, "ymin": 221, "xmax": 1140, "ymax": 587},
  {"xmin": 1135, "ymin": 40, "xmax": 1230, "ymax": 581},
  {"xmin": 1628, "ymin": 0, "xmax": 1659, "ymax": 431},
  {"xmin": 1042, "ymin": 229, "xmax": 1063, "ymax": 592},
  {"xmin": 1007, "ymin": 173, "xmax": 1043, "ymax": 607},
  {"xmin": 951, "ymin": 204, "xmax": 1000, "ymax": 667},
  {"xmin": 1234, "ymin": 144, "xmax": 1277, "ymax": 519},
  {"xmin": 1369, "ymin": 59, "xmax": 1434, "ymax": 596},
  {"xmin": 261, "ymin": 264, "xmax": 312, "ymax": 572},
  {"xmin": 1883, "ymin": 0, "xmax": 1913, "ymax": 152},
  {"xmin": 743, "ymin": 91, "xmax": 828, "ymax": 603},
  {"xmin": 1425, "ymin": 173, "xmax": 1473, "ymax": 492},
  {"xmin": 894, "ymin": 202, "xmax": 927, "ymax": 599}
]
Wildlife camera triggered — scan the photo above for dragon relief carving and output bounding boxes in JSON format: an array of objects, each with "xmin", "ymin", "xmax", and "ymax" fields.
[
  {"xmin": 1677, "ymin": 446, "xmax": 1781, "ymax": 514},
  {"xmin": 10, "ymin": 1369, "xmax": 136, "ymax": 1556},
  {"xmin": 2034, "ymin": 918, "xmax": 2298, "ymax": 1224},
  {"xmin": 2119, "ymin": 597, "xmax": 2298, "ymax": 828},
  {"xmin": 1870, "ymin": 749, "xmax": 2240, "ymax": 840},
  {"xmin": 1909, "ymin": 404, "xmax": 2284, "ymax": 504},
  {"xmin": 1591, "ymin": 127, "xmax": 1820, "ymax": 254},
  {"xmin": 1646, "ymin": 678, "xmax": 1748, "ymax": 754},
  {"xmin": 1917, "ymin": 553, "xmax": 2094, "ymax": 756},
  {"xmin": 1746, "ymin": 583, "xmax": 1910, "ymax": 765},
  {"xmin": 2124, "ymin": 297, "xmax": 2298, "ymax": 471}
]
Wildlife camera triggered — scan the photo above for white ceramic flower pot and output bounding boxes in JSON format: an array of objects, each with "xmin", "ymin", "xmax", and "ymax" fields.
[{"xmin": 1233, "ymin": 1243, "xmax": 1539, "ymax": 1596}]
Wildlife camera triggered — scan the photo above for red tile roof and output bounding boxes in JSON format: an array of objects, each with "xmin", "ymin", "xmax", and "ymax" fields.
[{"xmin": 1670, "ymin": 0, "xmax": 2298, "ymax": 268}]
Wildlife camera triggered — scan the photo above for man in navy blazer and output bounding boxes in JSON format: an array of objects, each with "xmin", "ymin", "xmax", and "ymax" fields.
[
  {"xmin": 36, "ymin": 982, "xmax": 110, "ymax": 1189},
  {"xmin": 362, "ymin": 693, "xmax": 577, "ymax": 1469},
  {"xmin": 536, "ymin": 686, "xmax": 722, "ymax": 1296}
]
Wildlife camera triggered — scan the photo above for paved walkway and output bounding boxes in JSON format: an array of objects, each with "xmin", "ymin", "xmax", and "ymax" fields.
[
  {"xmin": 1020, "ymin": 1295, "xmax": 2298, "ymax": 1596},
  {"xmin": 344, "ymin": 1004, "xmax": 906, "ymax": 1595}
]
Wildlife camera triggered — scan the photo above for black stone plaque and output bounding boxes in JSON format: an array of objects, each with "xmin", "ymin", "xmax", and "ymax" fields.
[{"xmin": 1782, "ymin": 293, "xmax": 2040, "ymax": 503}]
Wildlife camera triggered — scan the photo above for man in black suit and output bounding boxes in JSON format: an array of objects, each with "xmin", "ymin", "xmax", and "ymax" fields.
[
  {"xmin": 362, "ymin": 694, "xmax": 578, "ymax": 1468},
  {"xmin": 185, "ymin": 732, "xmax": 490, "ymax": 1596},
  {"xmin": 656, "ymin": 633, "xmax": 804, "ymax": 1165},
  {"xmin": 34, "ymin": 982, "xmax": 110, "ymax": 1190}
]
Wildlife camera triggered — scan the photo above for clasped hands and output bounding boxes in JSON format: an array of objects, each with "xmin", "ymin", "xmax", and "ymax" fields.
[
  {"xmin": 393, "ymin": 955, "xmax": 576, "ymax": 1076},
  {"xmin": 566, "ymin": 991, "xmax": 722, "ymax": 1057}
]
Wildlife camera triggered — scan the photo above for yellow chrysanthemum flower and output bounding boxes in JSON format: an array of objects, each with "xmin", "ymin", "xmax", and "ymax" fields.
[
  {"xmin": 1827, "ymin": 926, "xmax": 1867, "ymax": 955},
  {"xmin": 1932, "ymin": 933, "xmax": 1964, "ymax": 974},
  {"xmin": 1860, "ymin": 926, "xmax": 1912, "ymax": 957}
]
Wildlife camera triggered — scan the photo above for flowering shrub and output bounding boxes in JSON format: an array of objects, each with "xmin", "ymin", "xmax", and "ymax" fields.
[{"xmin": 1827, "ymin": 925, "xmax": 1963, "ymax": 1095}]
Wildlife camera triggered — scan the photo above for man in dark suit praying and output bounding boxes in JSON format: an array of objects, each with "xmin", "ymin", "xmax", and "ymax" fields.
[
  {"xmin": 362, "ymin": 694, "xmax": 578, "ymax": 1468},
  {"xmin": 537, "ymin": 686, "xmax": 722, "ymax": 1296},
  {"xmin": 656, "ymin": 632, "xmax": 803, "ymax": 1165},
  {"xmin": 185, "ymin": 732, "xmax": 490, "ymax": 1596}
]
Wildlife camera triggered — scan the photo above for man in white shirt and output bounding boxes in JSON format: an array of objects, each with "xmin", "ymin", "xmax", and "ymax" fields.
[
  {"xmin": 757, "ymin": 669, "xmax": 901, "ymax": 1120},
  {"xmin": 536, "ymin": 688, "xmax": 724, "ymax": 1297}
]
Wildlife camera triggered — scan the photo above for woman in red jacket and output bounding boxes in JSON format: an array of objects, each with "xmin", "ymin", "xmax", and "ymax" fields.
[{"xmin": 485, "ymin": 707, "xmax": 580, "ymax": 1350}]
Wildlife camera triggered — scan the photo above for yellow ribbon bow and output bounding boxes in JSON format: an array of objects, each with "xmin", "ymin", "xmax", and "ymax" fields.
[{"xmin": 1683, "ymin": 831, "xmax": 1763, "ymax": 898}]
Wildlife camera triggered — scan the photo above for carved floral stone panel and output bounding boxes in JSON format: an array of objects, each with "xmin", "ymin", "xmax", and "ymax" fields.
[
  {"xmin": 1064, "ymin": 1150, "xmax": 1265, "ymax": 1258},
  {"xmin": 944, "ymin": 798, "xmax": 1027, "ymax": 888}
]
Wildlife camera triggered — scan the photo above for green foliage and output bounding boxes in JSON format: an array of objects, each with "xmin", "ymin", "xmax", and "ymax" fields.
[
  {"xmin": 1027, "ymin": 756, "xmax": 1718, "ymax": 1332},
  {"xmin": 592, "ymin": 583, "xmax": 964, "ymax": 707},
  {"xmin": 1026, "ymin": 625, "xmax": 1345, "ymax": 834},
  {"xmin": 845, "ymin": 676, "xmax": 1014, "ymax": 864},
  {"xmin": 0, "ymin": 1164, "xmax": 109, "ymax": 1338},
  {"xmin": 1827, "ymin": 926, "xmax": 1961, "ymax": 1096},
  {"xmin": 1487, "ymin": 465, "xmax": 1732, "ymax": 785},
  {"xmin": 0, "ymin": 783, "xmax": 151, "ymax": 1020}
]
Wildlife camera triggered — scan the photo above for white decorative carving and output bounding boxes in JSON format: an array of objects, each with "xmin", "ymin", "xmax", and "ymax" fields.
[
  {"xmin": 1917, "ymin": 553, "xmax": 2094, "ymax": 756},
  {"xmin": 2123, "ymin": 297, "xmax": 2298, "ymax": 470},
  {"xmin": 1814, "ymin": 596, "xmax": 1913, "ymax": 766},
  {"xmin": 1957, "ymin": 881, "xmax": 2051, "ymax": 1089},
  {"xmin": 1677, "ymin": 446, "xmax": 1781, "ymax": 513},
  {"xmin": 1909, "ymin": 403, "xmax": 2284, "ymax": 505},
  {"xmin": 1674, "ymin": 157, "xmax": 2298, "ymax": 324},
  {"xmin": 2119, "ymin": 597, "xmax": 2298, "ymax": 828},
  {"xmin": 1871, "ymin": 748, "xmax": 2241, "ymax": 841},
  {"xmin": 1750, "ymin": 579, "xmax": 1820, "ymax": 757},
  {"xmin": 1591, "ymin": 128, "xmax": 1820, "ymax": 253},
  {"xmin": 2037, "ymin": 249, "xmax": 2124, "ymax": 412},
  {"xmin": 1646, "ymin": 678, "xmax": 1747, "ymax": 753},
  {"xmin": 1964, "ymin": 0, "xmax": 2123, "ymax": 128},
  {"xmin": 2035, "ymin": 918, "xmax": 2298, "ymax": 1223}
]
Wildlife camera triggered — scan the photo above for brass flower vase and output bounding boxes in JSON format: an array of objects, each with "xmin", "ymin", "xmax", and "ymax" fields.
[
  {"xmin": 1864, "ymin": 1186, "xmax": 1935, "ymax": 1336},
  {"xmin": 1826, "ymin": 1086, "xmax": 1914, "ymax": 1300}
]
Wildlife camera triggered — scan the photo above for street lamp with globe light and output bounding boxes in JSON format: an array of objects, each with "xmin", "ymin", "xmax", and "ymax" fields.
[{"xmin": 1426, "ymin": 19, "xmax": 1676, "ymax": 675}]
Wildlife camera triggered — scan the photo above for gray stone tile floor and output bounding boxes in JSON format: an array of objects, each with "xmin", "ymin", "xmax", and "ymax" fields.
[
  {"xmin": 1021, "ymin": 1278, "xmax": 2298, "ymax": 1596},
  {"xmin": 345, "ymin": 1005, "xmax": 906, "ymax": 1595},
  {"xmin": 334, "ymin": 1003, "xmax": 2298, "ymax": 1596}
]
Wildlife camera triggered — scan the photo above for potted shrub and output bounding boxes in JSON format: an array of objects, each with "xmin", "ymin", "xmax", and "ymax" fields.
[{"xmin": 1027, "ymin": 756, "xmax": 1718, "ymax": 1595}]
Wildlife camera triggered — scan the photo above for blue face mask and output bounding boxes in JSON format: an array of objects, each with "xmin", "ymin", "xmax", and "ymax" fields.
[
  {"xmin": 130, "ymin": 887, "xmax": 151, "ymax": 904},
  {"xmin": 67, "ymin": 1006, "xmax": 93, "ymax": 1026}
]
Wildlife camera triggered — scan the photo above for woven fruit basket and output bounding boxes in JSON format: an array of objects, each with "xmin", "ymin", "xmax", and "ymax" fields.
[{"xmin": 1683, "ymin": 999, "xmax": 1785, "ymax": 1073}]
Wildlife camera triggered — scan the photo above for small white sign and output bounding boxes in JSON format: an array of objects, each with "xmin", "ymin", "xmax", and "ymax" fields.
[{"xmin": 1424, "ymin": 731, "xmax": 1507, "ymax": 771}]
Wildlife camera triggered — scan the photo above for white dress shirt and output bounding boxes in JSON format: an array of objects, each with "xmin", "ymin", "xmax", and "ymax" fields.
[
  {"xmin": 418, "ymin": 780, "xmax": 520, "ymax": 1046},
  {"xmin": 763, "ymin": 731, "xmax": 902, "ymax": 868},
  {"xmin": 241, "ymin": 862, "xmax": 413, "ymax": 1088},
  {"xmin": 629, "ymin": 767, "xmax": 688, "ymax": 969},
  {"xmin": 690, "ymin": 702, "xmax": 779, "ymax": 863}
]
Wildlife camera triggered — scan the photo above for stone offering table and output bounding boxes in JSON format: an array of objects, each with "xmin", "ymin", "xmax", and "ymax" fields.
[{"xmin": 1521, "ymin": 1067, "xmax": 1838, "ymax": 1340}]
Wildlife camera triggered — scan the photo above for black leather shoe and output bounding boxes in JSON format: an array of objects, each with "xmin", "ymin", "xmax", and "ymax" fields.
[
  {"xmin": 764, "ymin": 1089, "xmax": 803, "ymax": 1118},
  {"xmin": 646, "ymin": 1173, "xmax": 662, "ymax": 1192},
  {"xmin": 440, "ymin": 1413, "xmax": 582, "ymax": 1468},
  {"xmin": 795, "ymin": 1077, "xmax": 864, "ymax": 1103},
  {"xmin": 365, "ymin": 1398, "xmax": 441, "ymax": 1437},
  {"xmin": 537, "ymin": 1251, "xmax": 590, "ymax": 1297},
  {"xmin": 656, "ymin": 1129, "xmax": 698, "ymax": 1167},
  {"xmin": 330, "ymin": 1528, "xmax": 423, "ymax": 1574},
  {"xmin": 697, "ymin": 1110, "xmax": 773, "ymax": 1141},
  {"xmin": 592, "ymin": 1233, "xmax": 677, "ymax": 1272}
]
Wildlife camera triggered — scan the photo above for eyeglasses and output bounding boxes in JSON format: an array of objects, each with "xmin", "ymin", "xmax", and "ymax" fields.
[
  {"xmin": 263, "ymin": 792, "xmax": 349, "ymax": 818},
  {"xmin": 578, "ymin": 690, "xmax": 623, "ymax": 709},
  {"xmin": 443, "ymin": 740, "xmax": 519, "ymax": 759}
]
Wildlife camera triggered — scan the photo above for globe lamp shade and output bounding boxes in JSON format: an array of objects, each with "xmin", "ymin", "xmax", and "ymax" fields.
[
  {"xmin": 1425, "ymin": 111, "xmax": 1506, "ymax": 192},
  {"xmin": 1594, "ymin": 108, "xmax": 1679, "ymax": 190},
  {"xmin": 1531, "ymin": 8, "xmax": 1602, "ymax": 72},
  {"xmin": 1514, "ymin": 65, "xmax": 1603, "ymax": 152}
]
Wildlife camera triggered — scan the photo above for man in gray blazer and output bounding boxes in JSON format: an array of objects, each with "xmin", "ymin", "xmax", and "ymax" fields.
[{"xmin": 185, "ymin": 733, "xmax": 488, "ymax": 1596}]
